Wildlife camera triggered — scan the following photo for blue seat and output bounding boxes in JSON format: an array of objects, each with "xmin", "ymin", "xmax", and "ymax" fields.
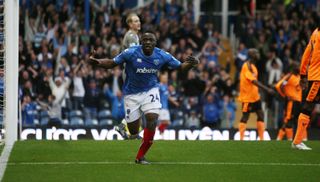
[
  {"xmin": 99, "ymin": 118, "xmax": 114, "ymax": 126},
  {"xmin": 69, "ymin": 110, "xmax": 84, "ymax": 127},
  {"xmin": 69, "ymin": 110, "xmax": 83, "ymax": 119},
  {"xmin": 62, "ymin": 119, "xmax": 69, "ymax": 126},
  {"xmin": 85, "ymin": 118, "xmax": 98, "ymax": 128},
  {"xmin": 70, "ymin": 117, "xmax": 84, "ymax": 127},
  {"xmin": 98, "ymin": 109, "xmax": 111, "ymax": 118},
  {"xmin": 171, "ymin": 110, "xmax": 185, "ymax": 127},
  {"xmin": 98, "ymin": 109, "xmax": 113, "ymax": 126}
]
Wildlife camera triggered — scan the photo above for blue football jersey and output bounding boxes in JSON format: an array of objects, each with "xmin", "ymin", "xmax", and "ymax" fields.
[
  {"xmin": 159, "ymin": 84, "xmax": 169, "ymax": 109},
  {"xmin": 113, "ymin": 46, "xmax": 181, "ymax": 95}
]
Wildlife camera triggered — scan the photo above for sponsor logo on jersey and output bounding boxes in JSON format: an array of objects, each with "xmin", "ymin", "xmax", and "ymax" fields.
[
  {"xmin": 154, "ymin": 59, "xmax": 159, "ymax": 65},
  {"xmin": 136, "ymin": 67, "xmax": 158, "ymax": 73}
]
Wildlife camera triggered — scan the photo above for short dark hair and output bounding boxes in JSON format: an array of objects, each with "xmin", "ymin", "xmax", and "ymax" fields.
[{"xmin": 142, "ymin": 29, "xmax": 156, "ymax": 35}]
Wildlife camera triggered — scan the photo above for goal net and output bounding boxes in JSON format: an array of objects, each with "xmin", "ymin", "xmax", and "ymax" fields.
[{"xmin": 0, "ymin": 0, "xmax": 4, "ymax": 143}]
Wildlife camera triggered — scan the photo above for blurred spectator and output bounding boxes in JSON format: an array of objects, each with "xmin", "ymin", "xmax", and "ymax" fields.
[
  {"xmin": 202, "ymin": 94, "xmax": 222, "ymax": 128},
  {"xmin": 49, "ymin": 75, "xmax": 71, "ymax": 119},
  {"xmin": 53, "ymin": 33, "xmax": 68, "ymax": 57},
  {"xmin": 234, "ymin": 42, "xmax": 248, "ymax": 86},
  {"xmin": 104, "ymin": 84, "xmax": 125, "ymax": 124},
  {"xmin": 220, "ymin": 95, "xmax": 237, "ymax": 129},
  {"xmin": 21, "ymin": 95, "xmax": 38, "ymax": 127},
  {"xmin": 24, "ymin": 10, "xmax": 40, "ymax": 43},
  {"xmin": 34, "ymin": 26, "xmax": 46, "ymax": 53},
  {"xmin": 37, "ymin": 94, "xmax": 65, "ymax": 128},
  {"xmin": 158, "ymin": 72, "xmax": 180, "ymax": 134},
  {"xmin": 201, "ymin": 41, "xmax": 222, "ymax": 67},
  {"xmin": 71, "ymin": 60, "xmax": 86, "ymax": 110},
  {"xmin": 83, "ymin": 79, "xmax": 103, "ymax": 120},
  {"xmin": 37, "ymin": 46, "xmax": 53, "ymax": 63},
  {"xmin": 21, "ymin": 80, "xmax": 36, "ymax": 99},
  {"xmin": 34, "ymin": 65, "xmax": 52, "ymax": 101},
  {"xmin": 185, "ymin": 110, "xmax": 200, "ymax": 130},
  {"xmin": 266, "ymin": 49, "xmax": 283, "ymax": 86},
  {"xmin": 183, "ymin": 97, "xmax": 200, "ymax": 116},
  {"xmin": 182, "ymin": 70, "xmax": 205, "ymax": 97}
]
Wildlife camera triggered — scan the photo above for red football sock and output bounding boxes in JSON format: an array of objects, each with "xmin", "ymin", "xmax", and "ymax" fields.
[
  {"xmin": 158, "ymin": 123, "xmax": 169, "ymax": 134},
  {"xmin": 136, "ymin": 128, "xmax": 155, "ymax": 160}
]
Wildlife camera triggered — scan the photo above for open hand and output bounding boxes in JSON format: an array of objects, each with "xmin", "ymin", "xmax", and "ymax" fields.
[
  {"xmin": 88, "ymin": 50, "xmax": 99, "ymax": 65},
  {"xmin": 267, "ymin": 88, "xmax": 275, "ymax": 95},
  {"xmin": 185, "ymin": 55, "xmax": 199, "ymax": 67}
]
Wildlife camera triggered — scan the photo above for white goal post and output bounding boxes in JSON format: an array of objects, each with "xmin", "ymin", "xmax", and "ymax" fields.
[
  {"xmin": 4, "ymin": 0, "xmax": 18, "ymax": 146},
  {"xmin": 0, "ymin": 0, "xmax": 19, "ymax": 180}
]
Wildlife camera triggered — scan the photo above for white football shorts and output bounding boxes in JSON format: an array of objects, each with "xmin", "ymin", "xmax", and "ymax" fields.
[
  {"xmin": 124, "ymin": 87, "xmax": 162, "ymax": 123},
  {"xmin": 158, "ymin": 109, "xmax": 170, "ymax": 121}
]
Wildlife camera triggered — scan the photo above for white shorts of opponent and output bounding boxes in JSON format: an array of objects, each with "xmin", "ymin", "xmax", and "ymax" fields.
[
  {"xmin": 124, "ymin": 87, "xmax": 162, "ymax": 123},
  {"xmin": 158, "ymin": 109, "xmax": 170, "ymax": 121}
]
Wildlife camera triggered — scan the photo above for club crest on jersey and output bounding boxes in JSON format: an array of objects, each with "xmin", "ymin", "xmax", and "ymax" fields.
[
  {"xmin": 154, "ymin": 59, "xmax": 159, "ymax": 65},
  {"xmin": 137, "ymin": 58, "xmax": 142, "ymax": 63}
]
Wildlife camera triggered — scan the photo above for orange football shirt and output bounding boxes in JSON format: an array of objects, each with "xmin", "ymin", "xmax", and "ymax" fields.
[
  {"xmin": 300, "ymin": 28, "xmax": 320, "ymax": 80},
  {"xmin": 238, "ymin": 62, "xmax": 260, "ymax": 103},
  {"xmin": 275, "ymin": 73, "xmax": 302, "ymax": 102}
]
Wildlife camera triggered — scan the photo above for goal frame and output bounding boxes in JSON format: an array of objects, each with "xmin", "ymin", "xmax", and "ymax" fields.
[{"xmin": 4, "ymin": 0, "xmax": 19, "ymax": 145}]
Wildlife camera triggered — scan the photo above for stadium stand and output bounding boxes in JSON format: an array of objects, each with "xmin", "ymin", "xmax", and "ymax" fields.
[{"xmin": 17, "ymin": 0, "xmax": 320, "ymax": 132}]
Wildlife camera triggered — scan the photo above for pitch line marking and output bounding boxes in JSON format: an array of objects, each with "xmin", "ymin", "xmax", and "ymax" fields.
[
  {"xmin": 5, "ymin": 161, "xmax": 320, "ymax": 167},
  {"xmin": 0, "ymin": 145, "xmax": 14, "ymax": 181}
]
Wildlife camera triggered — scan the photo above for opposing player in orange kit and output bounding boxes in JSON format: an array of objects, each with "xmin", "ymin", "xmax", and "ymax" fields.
[
  {"xmin": 291, "ymin": 27, "xmax": 320, "ymax": 150},
  {"xmin": 275, "ymin": 62, "xmax": 305, "ymax": 141},
  {"xmin": 238, "ymin": 48, "xmax": 274, "ymax": 141}
]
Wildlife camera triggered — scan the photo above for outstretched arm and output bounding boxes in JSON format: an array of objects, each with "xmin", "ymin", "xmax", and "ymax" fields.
[
  {"xmin": 89, "ymin": 57, "xmax": 118, "ymax": 69},
  {"xmin": 88, "ymin": 51, "xmax": 118, "ymax": 69},
  {"xmin": 252, "ymin": 80, "xmax": 274, "ymax": 94},
  {"xmin": 36, "ymin": 99, "xmax": 50, "ymax": 110}
]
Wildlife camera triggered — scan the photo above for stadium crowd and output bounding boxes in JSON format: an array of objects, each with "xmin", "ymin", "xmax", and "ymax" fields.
[
  {"xmin": 18, "ymin": 0, "xmax": 320, "ymax": 131},
  {"xmin": 234, "ymin": 0, "xmax": 320, "ymax": 129}
]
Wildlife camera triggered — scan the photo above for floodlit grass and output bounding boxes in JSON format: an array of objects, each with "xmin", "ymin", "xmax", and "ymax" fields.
[{"xmin": 3, "ymin": 140, "xmax": 320, "ymax": 182}]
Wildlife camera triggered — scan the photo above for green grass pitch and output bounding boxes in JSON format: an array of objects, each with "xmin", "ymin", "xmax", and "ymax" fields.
[{"xmin": 2, "ymin": 140, "xmax": 320, "ymax": 182}]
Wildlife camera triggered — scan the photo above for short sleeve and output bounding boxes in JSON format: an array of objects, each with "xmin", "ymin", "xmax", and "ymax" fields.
[
  {"xmin": 127, "ymin": 34, "xmax": 139, "ymax": 47},
  {"xmin": 113, "ymin": 48, "xmax": 132, "ymax": 64},
  {"xmin": 245, "ymin": 68, "xmax": 257, "ymax": 81},
  {"xmin": 163, "ymin": 51, "xmax": 181, "ymax": 69}
]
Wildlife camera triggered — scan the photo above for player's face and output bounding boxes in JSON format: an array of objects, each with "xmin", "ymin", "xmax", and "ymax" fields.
[
  {"xmin": 141, "ymin": 33, "xmax": 156, "ymax": 56},
  {"xmin": 248, "ymin": 49, "xmax": 260, "ymax": 63},
  {"xmin": 130, "ymin": 16, "xmax": 141, "ymax": 31},
  {"xmin": 253, "ymin": 51, "xmax": 260, "ymax": 61}
]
